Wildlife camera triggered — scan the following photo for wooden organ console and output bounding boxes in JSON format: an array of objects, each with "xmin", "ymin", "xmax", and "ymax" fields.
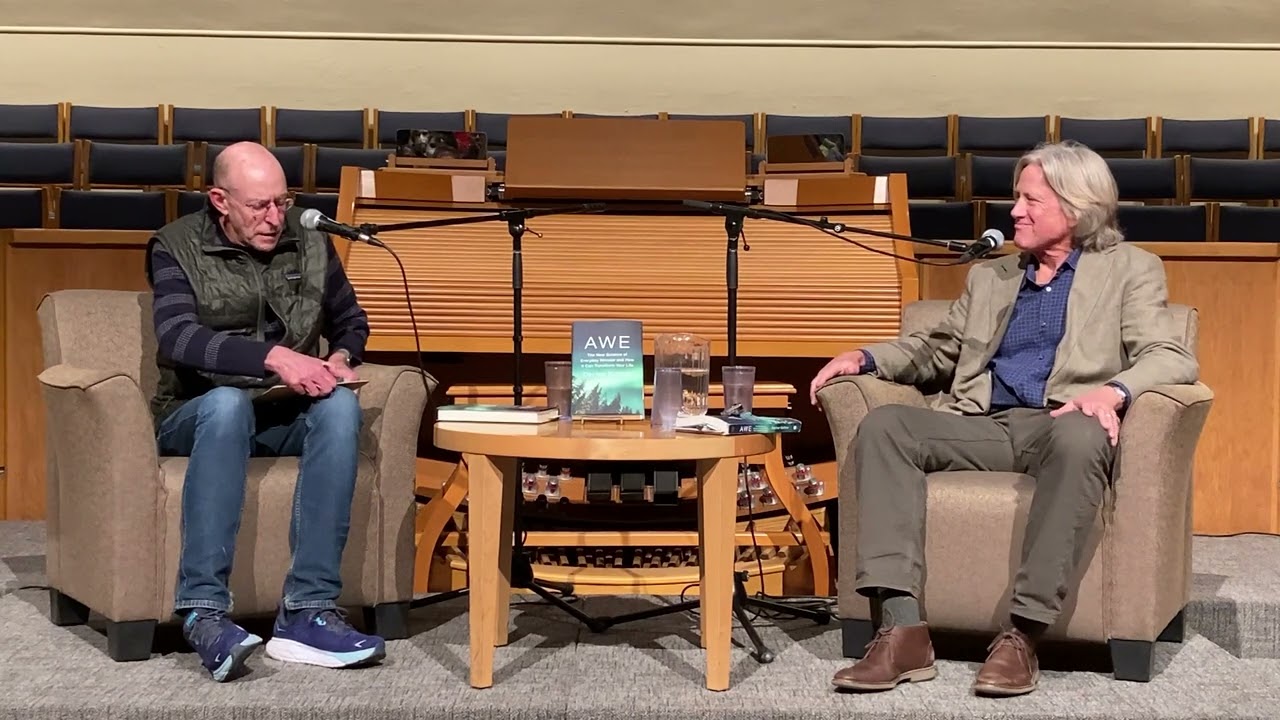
[{"xmin": 329, "ymin": 115, "xmax": 922, "ymax": 597}]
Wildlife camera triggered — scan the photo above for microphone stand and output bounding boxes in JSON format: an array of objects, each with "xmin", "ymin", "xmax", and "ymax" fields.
[
  {"xmin": 724, "ymin": 213, "xmax": 744, "ymax": 367},
  {"xmin": 589, "ymin": 202, "xmax": 835, "ymax": 663},
  {"xmin": 371, "ymin": 203, "xmax": 608, "ymax": 628}
]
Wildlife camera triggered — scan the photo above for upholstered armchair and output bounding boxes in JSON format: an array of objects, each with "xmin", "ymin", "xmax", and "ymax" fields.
[
  {"xmin": 816, "ymin": 300, "xmax": 1213, "ymax": 682},
  {"xmin": 36, "ymin": 289, "xmax": 435, "ymax": 661}
]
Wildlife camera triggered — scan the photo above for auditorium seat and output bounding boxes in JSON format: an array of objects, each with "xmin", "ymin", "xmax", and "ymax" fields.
[
  {"xmin": 763, "ymin": 114, "xmax": 853, "ymax": 159},
  {"xmin": 313, "ymin": 147, "xmax": 391, "ymax": 191},
  {"xmin": 1106, "ymin": 157, "xmax": 1180, "ymax": 202},
  {"xmin": 0, "ymin": 188, "xmax": 46, "ymax": 228},
  {"xmin": 293, "ymin": 192, "xmax": 340, "ymax": 218},
  {"xmin": 81, "ymin": 141, "xmax": 194, "ymax": 190},
  {"xmin": 966, "ymin": 155, "xmax": 1019, "ymax": 199},
  {"xmin": 168, "ymin": 106, "xmax": 265, "ymax": 144},
  {"xmin": 854, "ymin": 115, "xmax": 950, "ymax": 156},
  {"xmin": 1217, "ymin": 204, "xmax": 1280, "ymax": 241},
  {"xmin": 909, "ymin": 201, "xmax": 975, "ymax": 241},
  {"xmin": 855, "ymin": 155, "xmax": 959, "ymax": 200},
  {"xmin": 1260, "ymin": 118, "xmax": 1280, "ymax": 158},
  {"xmin": 57, "ymin": 189, "xmax": 168, "ymax": 230},
  {"xmin": 1156, "ymin": 117, "xmax": 1253, "ymax": 158},
  {"xmin": 0, "ymin": 103, "xmax": 62, "ymax": 142},
  {"xmin": 67, "ymin": 105, "xmax": 163, "ymax": 143},
  {"xmin": 1055, "ymin": 117, "xmax": 1152, "ymax": 157},
  {"xmin": 0, "ymin": 142, "xmax": 76, "ymax": 186},
  {"xmin": 1116, "ymin": 204, "xmax": 1207, "ymax": 242},
  {"xmin": 1186, "ymin": 157, "xmax": 1280, "ymax": 202},
  {"xmin": 202, "ymin": 143, "xmax": 306, "ymax": 190},
  {"xmin": 982, "ymin": 201, "xmax": 1015, "ymax": 240},
  {"xmin": 176, "ymin": 190, "xmax": 207, "ymax": 217},
  {"xmin": 271, "ymin": 108, "xmax": 367, "ymax": 147},
  {"xmin": 372, "ymin": 110, "xmax": 467, "ymax": 148},
  {"xmin": 955, "ymin": 115, "xmax": 1050, "ymax": 156}
]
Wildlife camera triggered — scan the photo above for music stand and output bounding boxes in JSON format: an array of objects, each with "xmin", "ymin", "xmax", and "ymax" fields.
[{"xmin": 362, "ymin": 203, "xmax": 607, "ymax": 629}]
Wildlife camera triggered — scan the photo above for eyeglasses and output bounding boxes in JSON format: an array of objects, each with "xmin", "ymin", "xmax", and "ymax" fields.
[{"xmin": 215, "ymin": 188, "xmax": 293, "ymax": 216}]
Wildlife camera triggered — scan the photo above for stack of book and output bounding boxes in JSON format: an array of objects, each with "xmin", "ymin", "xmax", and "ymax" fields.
[{"xmin": 436, "ymin": 404, "xmax": 560, "ymax": 424}]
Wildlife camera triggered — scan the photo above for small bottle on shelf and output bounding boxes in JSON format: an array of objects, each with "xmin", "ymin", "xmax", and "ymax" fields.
[
  {"xmin": 547, "ymin": 466, "xmax": 568, "ymax": 501},
  {"xmin": 791, "ymin": 462, "xmax": 812, "ymax": 491},
  {"xmin": 535, "ymin": 464, "xmax": 550, "ymax": 499}
]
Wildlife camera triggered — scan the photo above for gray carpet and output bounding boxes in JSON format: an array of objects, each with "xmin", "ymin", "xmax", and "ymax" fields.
[{"xmin": 2, "ymin": 521, "xmax": 1280, "ymax": 720}]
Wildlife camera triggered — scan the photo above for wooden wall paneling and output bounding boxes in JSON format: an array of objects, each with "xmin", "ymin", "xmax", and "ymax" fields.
[
  {"xmin": 915, "ymin": 243, "xmax": 1280, "ymax": 536},
  {"xmin": 2, "ymin": 230, "xmax": 151, "ymax": 520},
  {"xmin": 341, "ymin": 211, "xmax": 906, "ymax": 358}
]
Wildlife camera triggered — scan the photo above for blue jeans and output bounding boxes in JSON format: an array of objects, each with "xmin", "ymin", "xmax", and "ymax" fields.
[{"xmin": 157, "ymin": 385, "xmax": 362, "ymax": 615}]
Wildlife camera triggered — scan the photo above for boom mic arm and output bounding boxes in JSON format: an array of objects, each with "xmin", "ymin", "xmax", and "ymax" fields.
[{"xmin": 681, "ymin": 199, "xmax": 999, "ymax": 256}]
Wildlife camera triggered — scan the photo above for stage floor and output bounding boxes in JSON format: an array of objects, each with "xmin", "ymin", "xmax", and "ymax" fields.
[{"xmin": 2, "ymin": 521, "xmax": 1278, "ymax": 720}]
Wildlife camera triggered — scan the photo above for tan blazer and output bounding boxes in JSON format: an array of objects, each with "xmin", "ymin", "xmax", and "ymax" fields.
[{"xmin": 863, "ymin": 242, "xmax": 1199, "ymax": 415}]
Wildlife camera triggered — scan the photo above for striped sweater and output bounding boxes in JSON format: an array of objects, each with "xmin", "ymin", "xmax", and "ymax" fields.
[{"xmin": 148, "ymin": 233, "xmax": 370, "ymax": 378}]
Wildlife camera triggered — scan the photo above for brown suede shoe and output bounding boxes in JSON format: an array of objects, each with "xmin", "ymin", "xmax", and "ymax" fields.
[
  {"xmin": 832, "ymin": 623, "xmax": 937, "ymax": 691},
  {"xmin": 973, "ymin": 628, "xmax": 1039, "ymax": 696}
]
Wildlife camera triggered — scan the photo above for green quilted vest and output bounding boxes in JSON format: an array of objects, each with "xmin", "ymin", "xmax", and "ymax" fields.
[{"xmin": 149, "ymin": 206, "xmax": 329, "ymax": 423}]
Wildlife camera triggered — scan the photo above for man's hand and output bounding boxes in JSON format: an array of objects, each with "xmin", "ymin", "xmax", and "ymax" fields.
[
  {"xmin": 809, "ymin": 350, "xmax": 869, "ymax": 407},
  {"xmin": 265, "ymin": 346, "xmax": 337, "ymax": 397},
  {"xmin": 1049, "ymin": 385, "xmax": 1126, "ymax": 446},
  {"xmin": 325, "ymin": 351, "xmax": 359, "ymax": 382}
]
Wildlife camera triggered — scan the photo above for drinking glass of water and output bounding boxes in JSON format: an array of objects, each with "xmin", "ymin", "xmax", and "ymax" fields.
[{"xmin": 544, "ymin": 360, "xmax": 572, "ymax": 419}]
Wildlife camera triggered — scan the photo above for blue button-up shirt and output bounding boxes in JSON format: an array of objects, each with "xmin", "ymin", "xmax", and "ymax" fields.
[{"xmin": 987, "ymin": 248, "xmax": 1081, "ymax": 408}]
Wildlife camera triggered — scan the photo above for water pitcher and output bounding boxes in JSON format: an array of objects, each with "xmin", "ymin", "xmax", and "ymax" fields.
[{"xmin": 653, "ymin": 332, "xmax": 711, "ymax": 417}]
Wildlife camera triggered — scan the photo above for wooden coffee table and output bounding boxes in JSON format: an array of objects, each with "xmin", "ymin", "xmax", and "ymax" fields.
[{"xmin": 433, "ymin": 419, "xmax": 776, "ymax": 691}]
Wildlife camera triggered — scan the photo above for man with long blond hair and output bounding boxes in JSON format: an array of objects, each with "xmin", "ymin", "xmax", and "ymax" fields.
[{"xmin": 810, "ymin": 140, "xmax": 1198, "ymax": 696}]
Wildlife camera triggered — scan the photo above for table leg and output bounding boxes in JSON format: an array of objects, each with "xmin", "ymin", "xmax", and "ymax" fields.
[
  {"xmin": 465, "ymin": 453, "xmax": 516, "ymax": 688},
  {"xmin": 697, "ymin": 456, "xmax": 738, "ymax": 691}
]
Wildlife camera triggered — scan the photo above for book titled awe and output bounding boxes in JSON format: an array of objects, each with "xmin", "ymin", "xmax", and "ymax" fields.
[
  {"xmin": 571, "ymin": 319, "xmax": 645, "ymax": 419},
  {"xmin": 437, "ymin": 404, "xmax": 559, "ymax": 424}
]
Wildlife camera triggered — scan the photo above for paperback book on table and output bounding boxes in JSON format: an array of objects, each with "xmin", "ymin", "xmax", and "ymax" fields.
[
  {"xmin": 675, "ymin": 412, "xmax": 803, "ymax": 436},
  {"xmin": 570, "ymin": 319, "xmax": 645, "ymax": 419},
  {"xmin": 436, "ymin": 404, "xmax": 559, "ymax": 424}
]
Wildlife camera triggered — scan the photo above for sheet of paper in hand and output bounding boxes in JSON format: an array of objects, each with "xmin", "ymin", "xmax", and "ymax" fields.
[{"xmin": 253, "ymin": 379, "xmax": 369, "ymax": 403}]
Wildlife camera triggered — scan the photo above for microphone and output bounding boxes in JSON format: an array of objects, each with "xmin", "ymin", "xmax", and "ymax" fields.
[
  {"xmin": 299, "ymin": 208, "xmax": 381, "ymax": 246},
  {"xmin": 959, "ymin": 228, "xmax": 1005, "ymax": 261}
]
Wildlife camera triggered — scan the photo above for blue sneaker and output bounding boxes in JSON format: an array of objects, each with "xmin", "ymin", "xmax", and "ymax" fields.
[
  {"xmin": 265, "ymin": 608, "xmax": 386, "ymax": 668},
  {"xmin": 181, "ymin": 609, "xmax": 264, "ymax": 682}
]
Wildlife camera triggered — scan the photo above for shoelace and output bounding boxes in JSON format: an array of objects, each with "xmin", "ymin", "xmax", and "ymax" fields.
[
  {"xmin": 863, "ymin": 625, "xmax": 895, "ymax": 655},
  {"xmin": 307, "ymin": 607, "xmax": 354, "ymax": 634},
  {"xmin": 186, "ymin": 610, "xmax": 228, "ymax": 650},
  {"xmin": 987, "ymin": 628, "xmax": 1031, "ymax": 656}
]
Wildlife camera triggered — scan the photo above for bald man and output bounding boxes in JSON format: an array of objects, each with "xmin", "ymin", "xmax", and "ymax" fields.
[{"xmin": 146, "ymin": 142, "xmax": 382, "ymax": 682}]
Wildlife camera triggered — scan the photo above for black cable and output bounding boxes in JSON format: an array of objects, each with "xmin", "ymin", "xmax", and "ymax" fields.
[{"xmin": 372, "ymin": 240, "xmax": 434, "ymax": 399}]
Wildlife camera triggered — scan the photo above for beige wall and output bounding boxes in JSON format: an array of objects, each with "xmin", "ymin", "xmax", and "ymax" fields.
[
  {"xmin": 5, "ymin": 0, "xmax": 1280, "ymax": 43},
  {"xmin": 4, "ymin": 1, "xmax": 1280, "ymax": 119}
]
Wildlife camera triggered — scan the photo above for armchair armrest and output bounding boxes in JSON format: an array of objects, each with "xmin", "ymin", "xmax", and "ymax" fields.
[
  {"xmin": 1107, "ymin": 382, "xmax": 1214, "ymax": 641},
  {"xmin": 37, "ymin": 363, "xmax": 163, "ymax": 621},
  {"xmin": 354, "ymin": 362, "xmax": 437, "ymax": 601},
  {"xmin": 815, "ymin": 375, "xmax": 927, "ymax": 469}
]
